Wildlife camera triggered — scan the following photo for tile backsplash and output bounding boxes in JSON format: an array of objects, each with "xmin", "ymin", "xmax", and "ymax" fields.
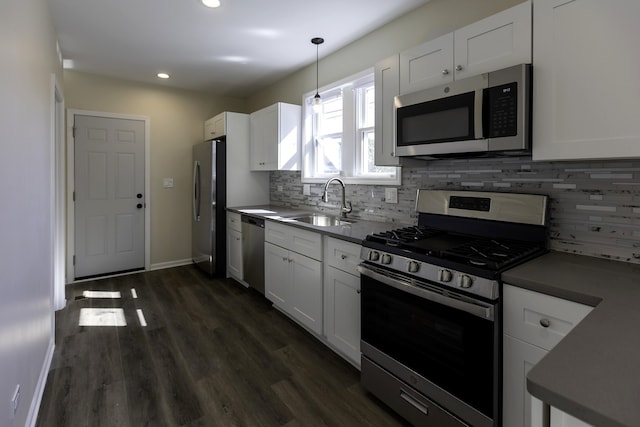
[{"xmin": 270, "ymin": 157, "xmax": 640, "ymax": 264}]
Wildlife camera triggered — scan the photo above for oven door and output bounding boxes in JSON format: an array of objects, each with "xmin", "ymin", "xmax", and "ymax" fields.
[{"xmin": 359, "ymin": 263, "xmax": 499, "ymax": 427}]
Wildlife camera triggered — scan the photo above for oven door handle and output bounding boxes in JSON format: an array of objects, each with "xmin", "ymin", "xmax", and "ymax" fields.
[{"xmin": 358, "ymin": 264, "xmax": 495, "ymax": 321}]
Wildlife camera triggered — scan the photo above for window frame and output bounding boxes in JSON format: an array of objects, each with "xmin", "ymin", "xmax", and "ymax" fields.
[{"xmin": 301, "ymin": 69, "xmax": 401, "ymax": 185}]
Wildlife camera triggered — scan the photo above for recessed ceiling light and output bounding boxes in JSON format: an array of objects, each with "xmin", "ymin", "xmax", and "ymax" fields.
[
  {"xmin": 201, "ymin": 0, "xmax": 220, "ymax": 7},
  {"xmin": 157, "ymin": 73, "xmax": 170, "ymax": 79}
]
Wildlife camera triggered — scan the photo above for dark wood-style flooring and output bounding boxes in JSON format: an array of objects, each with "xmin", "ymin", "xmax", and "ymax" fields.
[{"xmin": 36, "ymin": 266, "xmax": 409, "ymax": 426}]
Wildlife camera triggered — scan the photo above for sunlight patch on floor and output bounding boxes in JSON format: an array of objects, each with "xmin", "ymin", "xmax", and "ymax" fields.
[
  {"xmin": 82, "ymin": 290, "xmax": 122, "ymax": 299},
  {"xmin": 79, "ymin": 308, "xmax": 127, "ymax": 326},
  {"xmin": 136, "ymin": 309, "xmax": 147, "ymax": 327}
]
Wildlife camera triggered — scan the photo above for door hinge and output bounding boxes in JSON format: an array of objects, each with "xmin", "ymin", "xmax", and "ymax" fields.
[
  {"xmin": 73, "ymin": 191, "xmax": 75, "ymax": 202},
  {"xmin": 72, "ymin": 127, "xmax": 76, "ymax": 138},
  {"xmin": 73, "ymin": 255, "xmax": 76, "ymax": 265}
]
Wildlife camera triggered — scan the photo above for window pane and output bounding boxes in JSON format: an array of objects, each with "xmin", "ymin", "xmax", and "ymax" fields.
[
  {"xmin": 317, "ymin": 135, "xmax": 342, "ymax": 174},
  {"xmin": 360, "ymin": 85, "xmax": 375, "ymax": 128},
  {"xmin": 319, "ymin": 93, "xmax": 343, "ymax": 136},
  {"xmin": 360, "ymin": 130, "xmax": 395, "ymax": 176}
]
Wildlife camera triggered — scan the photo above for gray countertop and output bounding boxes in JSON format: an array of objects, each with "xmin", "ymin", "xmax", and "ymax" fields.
[
  {"xmin": 503, "ymin": 252, "xmax": 640, "ymax": 427},
  {"xmin": 227, "ymin": 205, "xmax": 406, "ymax": 244}
]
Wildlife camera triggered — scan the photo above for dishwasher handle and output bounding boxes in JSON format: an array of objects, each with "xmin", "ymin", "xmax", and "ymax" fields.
[{"xmin": 241, "ymin": 215, "xmax": 265, "ymax": 228}]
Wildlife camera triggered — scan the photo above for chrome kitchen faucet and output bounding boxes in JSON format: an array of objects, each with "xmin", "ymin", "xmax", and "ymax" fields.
[{"xmin": 321, "ymin": 177, "xmax": 352, "ymax": 219}]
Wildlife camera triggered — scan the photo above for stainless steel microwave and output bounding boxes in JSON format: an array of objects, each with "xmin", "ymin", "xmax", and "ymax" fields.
[{"xmin": 394, "ymin": 63, "xmax": 532, "ymax": 158}]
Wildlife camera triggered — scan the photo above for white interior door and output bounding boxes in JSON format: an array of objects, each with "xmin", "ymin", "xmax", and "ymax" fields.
[{"xmin": 74, "ymin": 114, "xmax": 145, "ymax": 278}]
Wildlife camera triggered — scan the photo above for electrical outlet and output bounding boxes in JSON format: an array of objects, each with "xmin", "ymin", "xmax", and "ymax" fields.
[
  {"xmin": 10, "ymin": 384, "xmax": 19, "ymax": 418},
  {"xmin": 385, "ymin": 187, "xmax": 398, "ymax": 204},
  {"xmin": 303, "ymin": 184, "xmax": 311, "ymax": 196}
]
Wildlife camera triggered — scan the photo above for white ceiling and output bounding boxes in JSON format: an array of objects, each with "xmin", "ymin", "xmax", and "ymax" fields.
[{"xmin": 50, "ymin": 0, "xmax": 428, "ymax": 97}]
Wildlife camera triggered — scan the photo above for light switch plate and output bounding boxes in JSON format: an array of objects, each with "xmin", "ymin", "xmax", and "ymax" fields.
[
  {"xmin": 162, "ymin": 178, "xmax": 174, "ymax": 188},
  {"xmin": 385, "ymin": 187, "xmax": 398, "ymax": 204}
]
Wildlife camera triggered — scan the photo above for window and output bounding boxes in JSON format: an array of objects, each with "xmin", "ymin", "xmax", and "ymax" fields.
[{"xmin": 302, "ymin": 69, "xmax": 400, "ymax": 185}]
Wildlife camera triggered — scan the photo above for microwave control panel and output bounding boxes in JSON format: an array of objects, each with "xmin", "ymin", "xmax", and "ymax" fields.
[{"xmin": 486, "ymin": 82, "xmax": 518, "ymax": 138}]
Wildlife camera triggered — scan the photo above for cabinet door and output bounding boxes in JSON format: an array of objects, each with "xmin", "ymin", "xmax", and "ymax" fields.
[
  {"xmin": 550, "ymin": 407, "xmax": 593, "ymax": 427},
  {"xmin": 503, "ymin": 334, "xmax": 549, "ymax": 427},
  {"xmin": 454, "ymin": 1, "xmax": 531, "ymax": 80},
  {"xmin": 205, "ymin": 113, "xmax": 226, "ymax": 140},
  {"xmin": 325, "ymin": 267, "xmax": 361, "ymax": 366},
  {"xmin": 399, "ymin": 32, "xmax": 453, "ymax": 94},
  {"xmin": 227, "ymin": 228, "xmax": 243, "ymax": 280},
  {"xmin": 250, "ymin": 104, "xmax": 278, "ymax": 170},
  {"xmin": 374, "ymin": 55, "xmax": 401, "ymax": 166},
  {"xmin": 533, "ymin": 0, "xmax": 640, "ymax": 160},
  {"xmin": 264, "ymin": 242, "xmax": 289, "ymax": 308},
  {"xmin": 289, "ymin": 251, "xmax": 323, "ymax": 335}
]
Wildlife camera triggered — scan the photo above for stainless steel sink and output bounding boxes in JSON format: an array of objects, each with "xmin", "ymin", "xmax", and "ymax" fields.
[{"xmin": 290, "ymin": 214, "xmax": 353, "ymax": 227}]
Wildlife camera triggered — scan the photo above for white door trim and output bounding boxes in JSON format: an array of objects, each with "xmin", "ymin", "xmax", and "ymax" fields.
[
  {"xmin": 66, "ymin": 109, "xmax": 151, "ymax": 282},
  {"xmin": 51, "ymin": 74, "xmax": 65, "ymax": 310}
]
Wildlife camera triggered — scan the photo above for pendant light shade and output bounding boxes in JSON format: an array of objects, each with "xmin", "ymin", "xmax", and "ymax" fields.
[{"xmin": 311, "ymin": 37, "xmax": 324, "ymax": 113}]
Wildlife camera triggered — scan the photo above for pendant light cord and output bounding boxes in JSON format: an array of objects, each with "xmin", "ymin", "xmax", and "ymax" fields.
[{"xmin": 311, "ymin": 37, "xmax": 324, "ymax": 98}]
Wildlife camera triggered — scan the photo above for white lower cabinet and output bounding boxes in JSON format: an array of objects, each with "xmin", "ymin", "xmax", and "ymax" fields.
[
  {"xmin": 264, "ymin": 222, "xmax": 323, "ymax": 335},
  {"xmin": 503, "ymin": 334, "xmax": 548, "ymax": 427},
  {"xmin": 325, "ymin": 266, "xmax": 361, "ymax": 366},
  {"xmin": 503, "ymin": 284, "xmax": 593, "ymax": 427},
  {"xmin": 323, "ymin": 237, "xmax": 362, "ymax": 367},
  {"xmin": 550, "ymin": 407, "xmax": 593, "ymax": 427},
  {"xmin": 226, "ymin": 212, "xmax": 243, "ymax": 281}
]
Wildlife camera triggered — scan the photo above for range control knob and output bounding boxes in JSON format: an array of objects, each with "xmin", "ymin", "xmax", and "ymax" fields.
[
  {"xmin": 368, "ymin": 251, "xmax": 380, "ymax": 261},
  {"xmin": 407, "ymin": 261, "xmax": 420, "ymax": 273},
  {"xmin": 381, "ymin": 253, "xmax": 393, "ymax": 265},
  {"xmin": 459, "ymin": 274, "xmax": 473, "ymax": 289},
  {"xmin": 438, "ymin": 269, "xmax": 453, "ymax": 282}
]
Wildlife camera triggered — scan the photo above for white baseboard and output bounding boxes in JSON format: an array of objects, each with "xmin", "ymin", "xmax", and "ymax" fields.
[
  {"xmin": 149, "ymin": 258, "xmax": 193, "ymax": 271},
  {"xmin": 26, "ymin": 338, "xmax": 55, "ymax": 427}
]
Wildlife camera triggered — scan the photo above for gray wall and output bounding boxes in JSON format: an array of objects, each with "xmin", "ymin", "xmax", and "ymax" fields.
[
  {"xmin": 271, "ymin": 157, "xmax": 640, "ymax": 264},
  {"xmin": 246, "ymin": 0, "xmax": 522, "ymax": 112},
  {"xmin": 0, "ymin": 0, "xmax": 63, "ymax": 425}
]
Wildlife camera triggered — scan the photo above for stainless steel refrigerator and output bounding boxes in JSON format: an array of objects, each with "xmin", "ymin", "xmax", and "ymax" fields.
[{"xmin": 192, "ymin": 138, "xmax": 226, "ymax": 276}]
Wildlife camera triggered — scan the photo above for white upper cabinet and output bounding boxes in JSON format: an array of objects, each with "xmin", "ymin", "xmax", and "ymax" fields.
[
  {"xmin": 250, "ymin": 102, "xmax": 301, "ymax": 171},
  {"xmin": 399, "ymin": 1, "xmax": 531, "ymax": 94},
  {"xmin": 374, "ymin": 54, "xmax": 402, "ymax": 166},
  {"xmin": 204, "ymin": 112, "xmax": 225, "ymax": 140},
  {"xmin": 399, "ymin": 33, "xmax": 454, "ymax": 95},
  {"xmin": 454, "ymin": 1, "xmax": 532, "ymax": 80},
  {"xmin": 532, "ymin": 0, "xmax": 640, "ymax": 161}
]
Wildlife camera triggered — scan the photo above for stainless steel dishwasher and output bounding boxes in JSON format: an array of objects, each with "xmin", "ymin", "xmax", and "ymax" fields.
[{"xmin": 241, "ymin": 215, "xmax": 265, "ymax": 295}]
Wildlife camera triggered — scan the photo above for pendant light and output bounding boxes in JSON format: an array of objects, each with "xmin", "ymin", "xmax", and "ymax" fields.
[{"xmin": 311, "ymin": 37, "xmax": 324, "ymax": 113}]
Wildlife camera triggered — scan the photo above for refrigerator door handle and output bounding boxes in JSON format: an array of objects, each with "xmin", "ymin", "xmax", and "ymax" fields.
[{"xmin": 193, "ymin": 160, "xmax": 201, "ymax": 222}]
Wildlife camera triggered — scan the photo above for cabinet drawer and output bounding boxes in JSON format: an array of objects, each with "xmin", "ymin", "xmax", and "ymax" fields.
[
  {"xmin": 227, "ymin": 212, "xmax": 241, "ymax": 232},
  {"xmin": 326, "ymin": 237, "xmax": 361, "ymax": 276},
  {"xmin": 265, "ymin": 221, "xmax": 322, "ymax": 261},
  {"xmin": 503, "ymin": 284, "xmax": 593, "ymax": 351}
]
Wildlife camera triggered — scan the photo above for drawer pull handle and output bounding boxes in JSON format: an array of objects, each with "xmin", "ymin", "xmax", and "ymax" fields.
[
  {"xmin": 400, "ymin": 390, "xmax": 429, "ymax": 415},
  {"xmin": 540, "ymin": 318, "xmax": 551, "ymax": 328},
  {"xmin": 341, "ymin": 254, "xmax": 347, "ymax": 260}
]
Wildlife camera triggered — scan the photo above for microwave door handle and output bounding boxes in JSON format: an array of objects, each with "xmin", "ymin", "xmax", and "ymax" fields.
[{"xmin": 475, "ymin": 88, "xmax": 485, "ymax": 139}]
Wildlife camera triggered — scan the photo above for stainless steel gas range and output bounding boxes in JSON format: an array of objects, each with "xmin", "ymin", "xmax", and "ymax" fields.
[{"xmin": 358, "ymin": 190, "xmax": 549, "ymax": 427}]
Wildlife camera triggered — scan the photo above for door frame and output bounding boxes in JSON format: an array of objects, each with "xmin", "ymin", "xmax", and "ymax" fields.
[
  {"xmin": 51, "ymin": 74, "xmax": 65, "ymax": 310},
  {"xmin": 66, "ymin": 109, "xmax": 151, "ymax": 282}
]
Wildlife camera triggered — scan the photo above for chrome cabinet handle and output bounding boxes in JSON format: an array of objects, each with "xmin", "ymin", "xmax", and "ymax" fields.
[
  {"xmin": 341, "ymin": 254, "xmax": 347, "ymax": 260},
  {"xmin": 442, "ymin": 69, "xmax": 449, "ymax": 75},
  {"xmin": 455, "ymin": 64, "xmax": 463, "ymax": 71},
  {"xmin": 540, "ymin": 318, "xmax": 551, "ymax": 328}
]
